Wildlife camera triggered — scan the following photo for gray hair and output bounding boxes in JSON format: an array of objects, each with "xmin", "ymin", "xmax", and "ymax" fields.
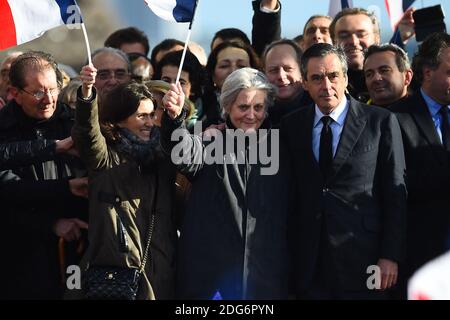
[
  {"xmin": 90, "ymin": 47, "xmax": 131, "ymax": 72},
  {"xmin": 364, "ymin": 43, "xmax": 410, "ymax": 72},
  {"xmin": 220, "ymin": 67, "xmax": 277, "ymax": 118},
  {"xmin": 300, "ymin": 43, "xmax": 348, "ymax": 80}
]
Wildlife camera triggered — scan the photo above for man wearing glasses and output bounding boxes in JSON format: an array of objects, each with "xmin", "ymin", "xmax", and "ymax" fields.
[
  {"xmin": 0, "ymin": 51, "xmax": 88, "ymax": 299},
  {"xmin": 330, "ymin": 8, "xmax": 381, "ymax": 102},
  {"xmin": 91, "ymin": 47, "xmax": 131, "ymax": 104}
]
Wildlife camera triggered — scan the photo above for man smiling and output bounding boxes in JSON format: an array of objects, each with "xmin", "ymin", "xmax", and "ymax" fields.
[{"xmin": 263, "ymin": 39, "xmax": 313, "ymax": 127}]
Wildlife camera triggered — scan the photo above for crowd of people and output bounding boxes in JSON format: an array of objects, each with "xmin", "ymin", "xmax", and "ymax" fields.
[{"xmin": 0, "ymin": 0, "xmax": 449, "ymax": 300}]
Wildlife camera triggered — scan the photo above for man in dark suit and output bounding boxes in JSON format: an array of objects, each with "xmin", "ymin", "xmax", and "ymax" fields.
[
  {"xmin": 281, "ymin": 43, "xmax": 407, "ymax": 299},
  {"xmin": 389, "ymin": 32, "xmax": 450, "ymax": 289}
]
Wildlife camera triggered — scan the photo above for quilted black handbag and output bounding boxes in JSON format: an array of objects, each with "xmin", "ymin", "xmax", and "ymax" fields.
[
  {"xmin": 84, "ymin": 212, "xmax": 155, "ymax": 300},
  {"xmin": 84, "ymin": 266, "xmax": 141, "ymax": 300}
]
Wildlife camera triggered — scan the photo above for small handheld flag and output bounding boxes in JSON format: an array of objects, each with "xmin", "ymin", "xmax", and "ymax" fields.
[
  {"xmin": 328, "ymin": 0, "xmax": 354, "ymax": 18},
  {"xmin": 0, "ymin": 0, "xmax": 83, "ymax": 50},
  {"xmin": 385, "ymin": 0, "xmax": 416, "ymax": 31},
  {"xmin": 144, "ymin": 0, "xmax": 199, "ymax": 84},
  {"xmin": 144, "ymin": 0, "xmax": 196, "ymax": 23}
]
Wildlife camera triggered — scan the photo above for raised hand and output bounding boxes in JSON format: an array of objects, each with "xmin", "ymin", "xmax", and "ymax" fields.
[
  {"xmin": 162, "ymin": 82, "xmax": 185, "ymax": 120},
  {"xmin": 79, "ymin": 64, "xmax": 97, "ymax": 99},
  {"xmin": 398, "ymin": 7, "xmax": 416, "ymax": 43}
]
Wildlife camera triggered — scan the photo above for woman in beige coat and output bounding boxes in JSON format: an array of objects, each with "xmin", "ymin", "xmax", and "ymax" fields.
[{"xmin": 71, "ymin": 64, "xmax": 177, "ymax": 299}]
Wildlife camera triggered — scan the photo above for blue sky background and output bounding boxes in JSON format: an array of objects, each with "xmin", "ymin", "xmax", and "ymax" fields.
[{"xmin": 111, "ymin": 0, "xmax": 449, "ymax": 55}]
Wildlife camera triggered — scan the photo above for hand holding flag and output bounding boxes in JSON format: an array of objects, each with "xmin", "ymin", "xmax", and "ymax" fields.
[
  {"xmin": 0, "ymin": 0, "xmax": 83, "ymax": 50},
  {"xmin": 144, "ymin": 0, "xmax": 196, "ymax": 23},
  {"xmin": 144, "ymin": 0, "xmax": 199, "ymax": 84}
]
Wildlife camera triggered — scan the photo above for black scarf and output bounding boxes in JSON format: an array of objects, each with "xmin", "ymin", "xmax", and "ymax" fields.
[{"xmin": 115, "ymin": 127, "xmax": 163, "ymax": 169}]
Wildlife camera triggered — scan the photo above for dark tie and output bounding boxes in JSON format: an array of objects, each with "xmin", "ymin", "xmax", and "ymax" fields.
[
  {"xmin": 319, "ymin": 116, "xmax": 333, "ymax": 179},
  {"xmin": 439, "ymin": 105, "xmax": 450, "ymax": 151}
]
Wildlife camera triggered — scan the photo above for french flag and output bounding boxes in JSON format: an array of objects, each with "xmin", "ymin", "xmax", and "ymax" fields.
[
  {"xmin": 328, "ymin": 0, "xmax": 354, "ymax": 18},
  {"xmin": 0, "ymin": 0, "xmax": 82, "ymax": 50},
  {"xmin": 144, "ymin": 0, "xmax": 196, "ymax": 23},
  {"xmin": 385, "ymin": 0, "xmax": 416, "ymax": 30}
]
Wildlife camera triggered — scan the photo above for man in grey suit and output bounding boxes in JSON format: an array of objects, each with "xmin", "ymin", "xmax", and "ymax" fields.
[{"xmin": 281, "ymin": 43, "xmax": 407, "ymax": 299}]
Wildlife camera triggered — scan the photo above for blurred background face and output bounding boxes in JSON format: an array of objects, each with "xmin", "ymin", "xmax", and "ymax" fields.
[
  {"xmin": 213, "ymin": 47, "xmax": 250, "ymax": 90},
  {"xmin": 0, "ymin": 59, "xmax": 13, "ymax": 99},
  {"xmin": 364, "ymin": 51, "xmax": 411, "ymax": 106},
  {"xmin": 264, "ymin": 44, "xmax": 302, "ymax": 101},
  {"xmin": 93, "ymin": 52, "xmax": 130, "ymax": 101},
  {"xmin": 303, "ymin": 54, "xmax": 348, "ymax": 114},
  {"xmin": 118, "ymin": 98, "xmax": 155, "ymax": 141},
  {"xmin": 334, "ymin": 14, "xmax": 379, "ymax": 70},
  {"xmin": 211, "ymin": 37, "xmax": 242, "ymax": 51},
  {"xmin": 228, "ymin": 88, "xmax": 266, "ymax": 132},
  {"xmin": 12, "ymin": 67, "xmax": 59, "ymax": 120},
  {"xmin": 160, "ymin": 65, "xmax": 192, "ymax": 98},
  {"xmin": 120, "ymin": 42, "xmax": 146, "ymax": 55},
  {"xmin": 303, "ymin": 17, "xmax": 332, "ymax": 50},
  {"xmin": 423, "ymin": 47, "xmax": 450, "ymax": 105},
  {"xmin": 154, "ymin": 45, "xmax": 184, "ymax": 65}
]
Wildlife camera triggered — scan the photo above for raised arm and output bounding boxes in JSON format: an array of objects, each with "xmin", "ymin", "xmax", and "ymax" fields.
[
  {"xmin": 160, "ymin": 83, "xmax": 206, "ymax": 178},
  {"xmin": 72, "ymin": 65, "xmax": 110, "ymax": 171},
  {"xmin": 251, "ymin": 0, "xmax": 281, "ymax": 56}
]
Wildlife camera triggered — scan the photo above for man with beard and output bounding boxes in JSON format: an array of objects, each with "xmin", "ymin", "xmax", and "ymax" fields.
[
  {"xmin": 263, "ymin": 39, "xmax": 313, "ymax": 127},
  {"xmin": 364, "ymin": 44, "xmax": 413, "ymax": 107}
]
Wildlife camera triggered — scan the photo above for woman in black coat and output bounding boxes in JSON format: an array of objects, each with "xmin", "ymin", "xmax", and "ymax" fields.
[{"xmin": 161, "ymin": 67, "xmax": 290, "ymax": 300}]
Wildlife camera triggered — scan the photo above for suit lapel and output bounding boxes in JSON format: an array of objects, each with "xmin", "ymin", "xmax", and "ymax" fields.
[
  {"xmin": 290, "ymin": 105, "xmax": 322, "ymax": 177},
  {"xmin": 329, "ymin": 98, "xmax": 367, "ymax": 180},
  {"xmin": 410, "ymin": 94, "xmax": 442, "ymax": 147},
  {"xmin": 304, "ymin": 105, "xmax": 322, "ymax": 176}
]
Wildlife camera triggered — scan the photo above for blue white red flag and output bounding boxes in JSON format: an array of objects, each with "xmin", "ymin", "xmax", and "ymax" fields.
[
  {"xmin": 385, "ymin": 0, "xmax": 416, "ymax": 30},
  {"xmin": 328, "ymin": 0, "xmax": 354, "ymax": 18},
  {"xmin": 144, "ymin": 0, "xmax": 196, "ymax": 23},
  {"xmin": 0, "ymin": 0, "xmax": 83, "ymax": 50}
]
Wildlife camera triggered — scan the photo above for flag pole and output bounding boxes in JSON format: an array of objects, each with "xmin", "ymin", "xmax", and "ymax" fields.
[
  {"xmin": 81, "ymin": 23, "xmax": 92, "ymax": 65},
  {"xmin": 74, "ymin": 0, "xmax": 92, "ymax": 65},
  {"xmin": 175, "ymin": 0, "xmax": 199, "ymax": 84}
]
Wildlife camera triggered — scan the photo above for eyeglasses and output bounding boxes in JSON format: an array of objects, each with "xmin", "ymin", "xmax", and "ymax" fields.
[
  {"xmin": 337, "ymin": 30, "xmax": 372, "ymax": 41},
  {"xmin": 21, "ymin": 87, "xmax": 60, "ymax": 100},
  {"xmin": 97, "ymin": 69, "xmax": 130, "ymax": 81}
]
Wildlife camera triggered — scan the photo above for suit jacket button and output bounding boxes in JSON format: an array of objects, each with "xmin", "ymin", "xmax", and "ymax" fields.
[{"xmin": 315, "ymin": 212, "xmax": 322, "ymax": 220}]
